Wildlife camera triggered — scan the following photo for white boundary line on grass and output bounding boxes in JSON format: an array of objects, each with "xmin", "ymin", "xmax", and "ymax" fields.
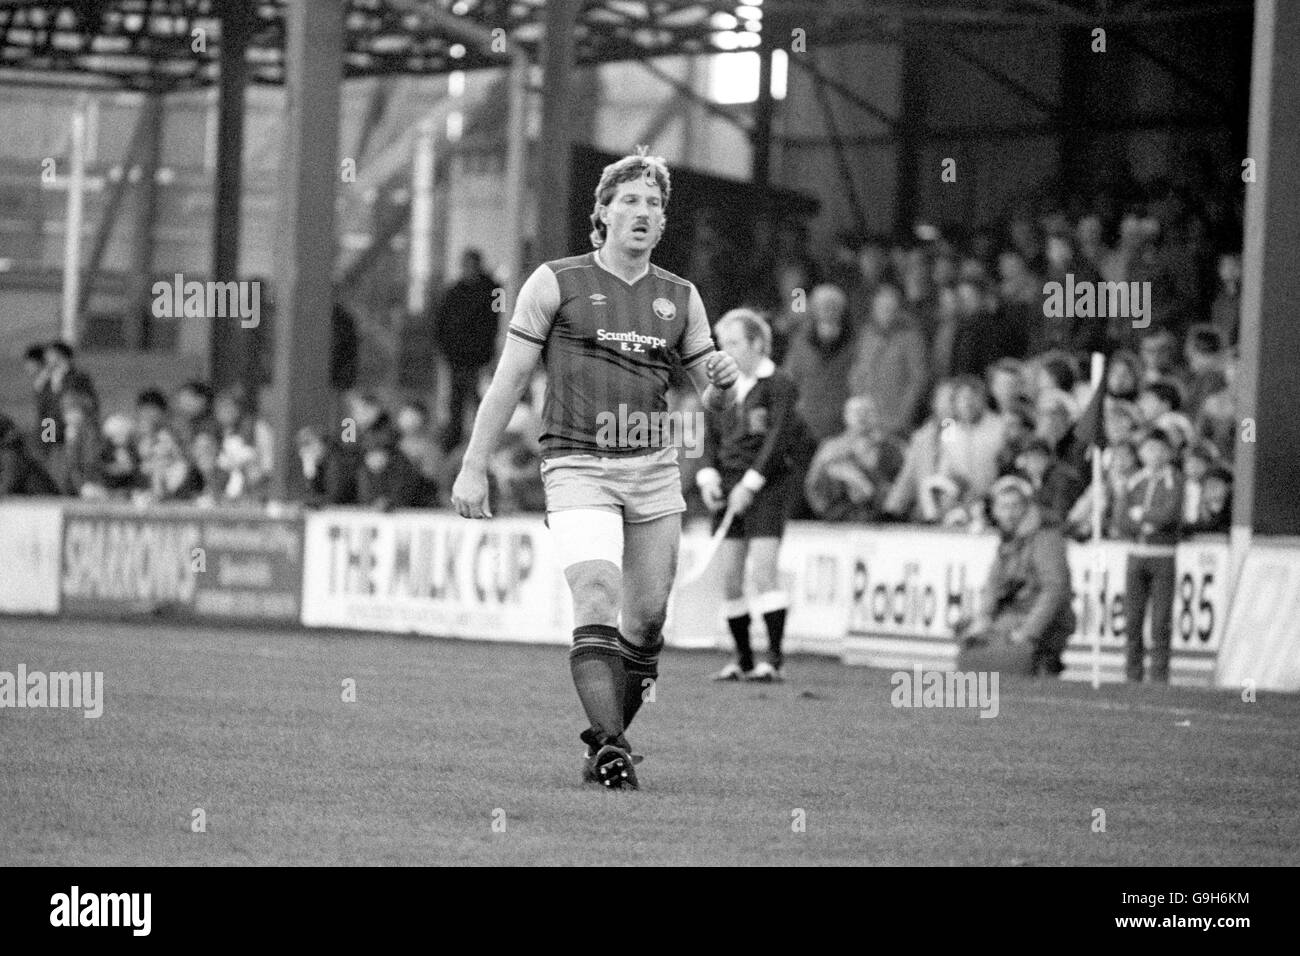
[{"xmin": 1016, "ymin": 693, "xmax": 1299, "ymax": 728}]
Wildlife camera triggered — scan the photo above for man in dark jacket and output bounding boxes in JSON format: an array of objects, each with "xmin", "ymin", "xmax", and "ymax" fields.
[
  {"xmin": 0, "ymin": 414, "xmax": 59, "ymax": 496},
  {"xmin": 846, "ymin": 283, "xmax": 928, "ymax": 437},
  {"xmin": 781, "ymin": 283, "xmax": 858, "ymax": 442},
  {"xmin": 39, "ymin": 342, "xmax": 99, "ymax": 446},
  {"xmin": 956, "ymin": 476, "xmax": 1077, "ymax": 676},
  {"xmin": 433, "ymin": 249, "xmax": 500, "ymax": 452},
  {"xmin": 357, "ymin": 419, "xmax": 432, "ymax": 511}
]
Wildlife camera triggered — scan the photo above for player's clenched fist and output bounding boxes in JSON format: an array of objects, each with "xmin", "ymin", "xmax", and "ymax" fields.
[
  {"xmin": 451, "ymin": 465, "xmax": 493, "ymax": 519},
  {"xmin": 705, "ymin": 350, "xmax": 739, "ymax": 390}
]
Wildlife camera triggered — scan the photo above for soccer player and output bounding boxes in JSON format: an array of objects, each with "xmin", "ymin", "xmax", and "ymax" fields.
[
  {"xmin": 451, "ymin": 149, "xmax": 739, "ymax": 790},
  {"xmin": 695, "ymin": 309, "xmax": 809, "ymax": 682}
]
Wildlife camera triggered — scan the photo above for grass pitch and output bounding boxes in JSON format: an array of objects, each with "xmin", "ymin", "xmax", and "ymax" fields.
[{"xmin": 2, "ymin": 618, "xmax": 1297, "ymax": 866}]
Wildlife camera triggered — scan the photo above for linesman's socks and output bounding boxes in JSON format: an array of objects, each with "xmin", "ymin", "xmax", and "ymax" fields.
[
  {"xmin": 570, "ymin": 624, "xmax": 626, "ymax": 743},
  {"xmin": 723, "ymin": 597, "xmax": 754, "ymax": 672},
  {"xmin": 618, "ymin": 631, "xmax": 663, "ymax": 729},
  {"xmin": 755, "ymin": 590, "xmax": 789, "ymax": 670}
]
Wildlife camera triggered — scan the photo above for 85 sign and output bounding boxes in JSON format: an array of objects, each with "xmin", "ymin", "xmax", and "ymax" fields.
[{"xmin": 1173, "ymin": 544, "xmax": 1227, "ymax": 648}]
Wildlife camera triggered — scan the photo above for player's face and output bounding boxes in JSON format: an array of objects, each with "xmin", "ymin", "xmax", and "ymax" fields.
[{"xmin": 601, "ymin": 178, "xmax": 665, "ymax": 255}]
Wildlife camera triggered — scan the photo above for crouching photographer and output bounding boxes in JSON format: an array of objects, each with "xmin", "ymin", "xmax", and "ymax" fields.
[{"xmin": 954, "ymin": 475, "xmax": 1076, "ymax": 677}]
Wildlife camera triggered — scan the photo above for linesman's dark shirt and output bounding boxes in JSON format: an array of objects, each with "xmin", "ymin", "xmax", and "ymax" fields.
[{"xmin": 701, "ymin": 361, "xmax": 808, "ymax": 488}]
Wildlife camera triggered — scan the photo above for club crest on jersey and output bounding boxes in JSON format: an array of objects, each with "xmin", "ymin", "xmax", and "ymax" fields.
[
  {"xmin": 652, "ymin": 297, "xmax": 676, "ymax": 322},
  {"xmin": 589, "ymin": 293, "xmax": 607, "ymax": 305}
]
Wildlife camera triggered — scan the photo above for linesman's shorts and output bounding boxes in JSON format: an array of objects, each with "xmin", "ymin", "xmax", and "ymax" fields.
[
  {"xmin": 713, "ymin": 469, "xmax": 794, "ymax": 540},
  {"xmin": 541, "ymin": 446, "xmax": 686, "ymax": 569}
]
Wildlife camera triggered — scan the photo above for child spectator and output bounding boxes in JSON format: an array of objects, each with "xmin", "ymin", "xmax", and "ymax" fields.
[
  {"xmin": 137, "ymin": 427, "xmax": 203, "ymax": 503},
  {"xmin": 1116, "ymin": 428, "xmax": 1184, "ymax": 683},
  {"xmin": 1189, "ymin": 465, "xmax": 1232, "ymax": 534},
  {"xmin": 396, "ymin": 400, "xmax": 442, "ymax": 484},
  {"xmin": 190, "ymin": 430, "xmax": 231, "ymax": 506},
  {"xmin": 172, "ymin": 380, "xmax": 217, "ymax": 446},
  {"xmin": 1015, "ymin": 436, "xmax": 1082, "ymax": 525},
  {"xmin": 1181, "ymin": 441, "xmax": 1218, "ymax": 526},
  {"xmin": 296, "ymin": 427, "xmax": 358, "ymax": 506},
  {"xmin": 213, "ymin": 385, "xmax": 273, "ymax": 501},
  {"xmin": 99, "ymin": 413, "xmax": 141, "ymax": 495},
  {"xmin": 133, "ymin": 389, "xmax": 170, "ymax": 463}
]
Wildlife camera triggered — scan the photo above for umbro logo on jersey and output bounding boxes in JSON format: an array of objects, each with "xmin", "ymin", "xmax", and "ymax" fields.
[
  {"xmin": 589, "ymin": 293, "xmax": 608, "ymax": 305},
  {"xmin": 652, "ymin": 297, "xmax": 676, "ymax": 321}
]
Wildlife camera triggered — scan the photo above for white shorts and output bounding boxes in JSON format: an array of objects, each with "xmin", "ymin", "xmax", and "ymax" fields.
[
  {"xmin": 547, "ymin": 508, "xmax": 624, "ymax": 570},
  {"xmin": 539, "ymin": 447, "xmax": 686, "ymax": 524}
]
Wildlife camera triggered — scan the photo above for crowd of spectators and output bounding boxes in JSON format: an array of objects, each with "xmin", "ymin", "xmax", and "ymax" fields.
[
  {"xmin": 3, "ymin": 183, "xmax": 1242, "ymax": 542},
  {"xmin": 1, "ymin": 341, "xmax": 545, "ymax": 514},
  {"xmin": 739, "ymin": 193, "xmax": 1241, "ymax": 542}
]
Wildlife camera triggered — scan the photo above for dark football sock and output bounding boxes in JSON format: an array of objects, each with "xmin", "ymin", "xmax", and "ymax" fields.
[
  {"xmin": 762, "ymin": 607, "xmax": 788, "ymax": 668},
  {"xmin": 618, "ymin": 632, "xmax": 663, "ymax": 729},
  {"xmin": 726, "ymin": 612, "xmax": 754, "ymax": 671},
  {"xmin": 569, "ymin": 625, "xmax": 626, "ymax": 743}
]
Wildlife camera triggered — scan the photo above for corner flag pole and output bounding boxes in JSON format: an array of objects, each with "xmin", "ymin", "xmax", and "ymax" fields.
[{"xmin": 1089, "ymin": 352, "xmax": 1105, "ymax": 690}]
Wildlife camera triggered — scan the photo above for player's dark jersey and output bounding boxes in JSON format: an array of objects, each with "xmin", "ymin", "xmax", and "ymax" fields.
[{"xmin": 507, "ymin": 251, "xmax": 714, "ymax": 458}]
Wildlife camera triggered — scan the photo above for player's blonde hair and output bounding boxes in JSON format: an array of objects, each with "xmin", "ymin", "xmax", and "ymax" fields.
[
  {"xmin": 714, "ymin": 308, "xmax": 772, "ymax": 357},
  {"xmin": 589, "ymin": 146, "xmax": 671, "ymax": 249}
]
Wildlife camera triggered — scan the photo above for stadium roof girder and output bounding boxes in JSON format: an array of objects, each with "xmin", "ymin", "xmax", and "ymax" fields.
[{"xmin": 0, "ymin": 0, "xmax": 1250, "ymax": 92}]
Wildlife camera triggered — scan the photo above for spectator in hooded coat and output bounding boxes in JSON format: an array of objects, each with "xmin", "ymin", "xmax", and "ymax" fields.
[
  {"xmin": 847, "ymin": 283, "xmax": 928, "ymax": 437},
  {"xmin": 781, "ymin": 283, "xmax": 858, "ymax": 442}
]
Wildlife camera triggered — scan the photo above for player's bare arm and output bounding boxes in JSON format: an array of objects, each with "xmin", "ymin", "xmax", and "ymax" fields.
[
  {"xmin": 450, "ymin": 336, "xmax": 539, "ymax": 519},
  {"xmin": 688, "ymin": 351, "xmax": 740, "ymax": 411}
]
